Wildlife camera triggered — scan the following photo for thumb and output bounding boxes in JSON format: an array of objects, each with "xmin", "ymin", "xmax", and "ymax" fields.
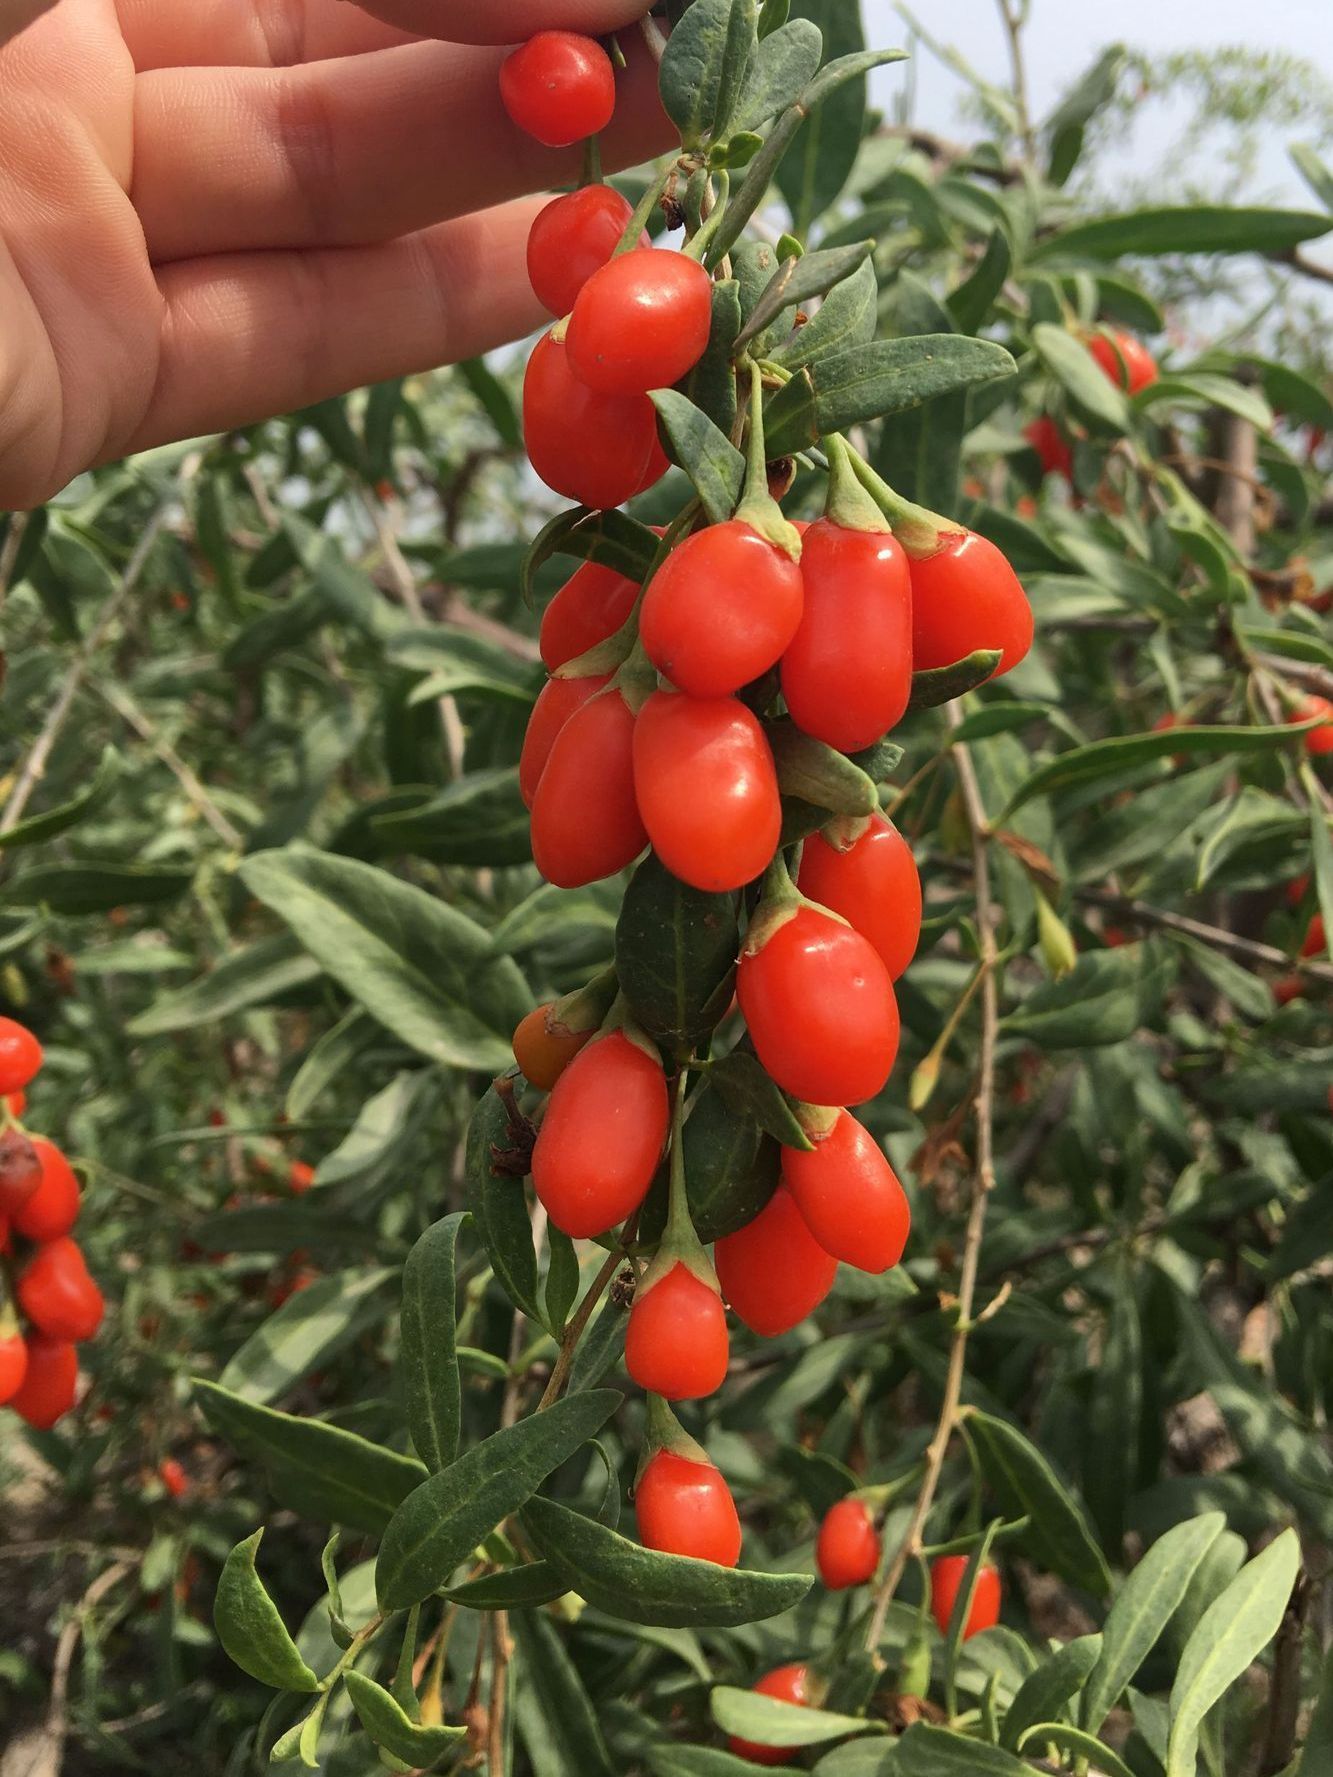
[{"xmin": 353, "ymin": 0, "xmax": 655, "ymax": 46}]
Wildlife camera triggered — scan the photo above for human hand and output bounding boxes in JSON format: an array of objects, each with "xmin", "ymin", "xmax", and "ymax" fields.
[{"xmin": 0, "ymin": 0, "xmax": 666, "ymax": 508}]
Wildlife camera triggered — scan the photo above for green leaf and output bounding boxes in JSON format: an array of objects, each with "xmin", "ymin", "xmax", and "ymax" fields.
[
  {"xmin": 1003, "ymin": 720, "xmax": 1308, "ymax": 815},
  {"xmin": 465, "ymin": 1086, "xmax": 544, "ymax": 1327},
  {"xmin": 907, "ymin": 651, "xmax": 1003, "ymax": 712},
  {"xmin": 891, "ymin": 1724, "xmax": 1027, "ymax": 1773},
  {"xmin": 775, "ymin": 2, "xmax": 868, "ymax": 235},
  {"xmin": 1016, "ymin": 1723, "xmax": 1134, "ymax": 1777},
  {"xmin": 127, "ymin": 936, "xmax": 320, "ymax": 1037},
  {"xmin": 710, "ymin": 1049, "xmax": 813, "ymax": 1150},
  {"xmin": 0, "ymin": 746, "xmax": 120, "ymax": 851},
  {"xmin": 443, "ymin": 1562, "xmax": 569, "ymax": 1610},
  {"xmin": 640, "ymin": 1077, "xmax": 779, "ymax": 1244},
  {"xmin": 344, "ymin": 1671, "xmax": 466, "ymax": 1763},
  {"xmin": 0, "ymin": 861, "xmax": 193, "ymax": 915},
  {"xmin": 519, "ymin": 506, "xmax": 659, "ymax": 604},
  {"xmin": 735, "ymin": 17, "xmax": 823, "ymax": 130},
  {"xmin": 510, "ymin": 1608, "xmax": 615, "ymax": 1777},
  {"xmin": 238, "ymin": 847, "xmax": 528, "ymax": 1073},
  {"xmin": 1034, "ymin": 206, "xmax": 1331, "ymax": 260},
  {"xmin": 400, "ymin": 1214, "xmax": 465, "ymax": 1472},
  {"xmin": 220, "ymin": 1269, "xmax": 395, "ymax": 1406},
  {"xmin": 1081, "ymin": 1514, "xmax": 1225, "ymax": 1734},
  {"xmin": 768, "ymin": 720, "xmax": 878, "ymax": 815},
  {"xmin": 675, "ymin": 279, "xmax": 745, "ymax": 436},
  {"xmin": 616, "ymin": 853, "xmax": 739, "ymax": 1053},
  {"xmin": 1084, "ymin": 1259, "xmax": 1141, "ymax": 1549},
  {"xmin": 648, "ymin": 1751, "xmax": 775, "ymax": 1777},
  {"xmin": 1044, "ymin": 45, "xmax": 1125, "ymax": 185},
  {"xmin": 1302, "ymin": 1641, "xmax": 1333, "ymax": 1774},
  {"xmin": 383, "ymin": 627, "xmax": 534, "ymax": 704},
  {"xmin": 544, "ymin": 1225, "xmax": 581, "ymax": 1335},
  {"xmin": 771, "ymin": 256, "xmax": 878, "ymax": 372},
  {"xmin": 736, "ymin": 241, "xmax": 875, "ymax": 351},
  {"xmin": 1166, "ymin": 1530, "xmax": 1301, "ymax": 1777},
  {"xmin": 946, "ymin": 228, "xmax": 1011, "ymax": 335},
  {"xmin": 711, "ymin": 1685, "xmax": 882, "ymax": 1748},
  {"xmin": 1291, "ymin": 142, "xmax": 1333, "ymax": 212},
  {"xmin": 659, "ymin": 0, "xmax": 758, "ymax": 147},
  {"xmin": 650, "ymin": 390, "xmax": 745, "ymax": 525},
  {"xmin": 874, "ymin": 272, "xmax": 964, "ymax": 513},
  {"xmin": 286, "ymin": 1008, "xmax": 377, "ymax": 1120},
  {"xmin": 521, "ymin": 1495, "xmax": 811, "ymax": 1627},
  {"xmin": 370, "ymin": 768, "xmax": 532, "ymax": 868},
  {"xmin": 765, "ymin": 336, "xmax": 1015, "ymax": 457},
  {"xmin": 1136, "ymin": 372, "xmax": 1273, "ymax": 431},
  {"xmin": 375, "ymin": 1390, "xmax": 621, "ymax": 1611},
  {"xmin": 195, "ymin": 1379, "xmax": 425, "ymax": 1535},
  {"xmin": 214, "ymin": 1531, "xmax": 320, "ymax": 1693},
  {"xmin": 967, "ymin": 1411, "xmax": 1111, "ymax": 1595},
  {"xmin": 1032, "ymin": 322, "xmax": 1132, "ymax": 431},
  {"xmin": 1001, "ymin": 1634, "xmax": 1102, "ymax": 1751},
  {"xmin": 1003, "ymin": 945, "xmax": 1169, "ymax": 1050},
  {"xmin": 458, "ymin": 356, "xmax": 520, "ymax": 448}
]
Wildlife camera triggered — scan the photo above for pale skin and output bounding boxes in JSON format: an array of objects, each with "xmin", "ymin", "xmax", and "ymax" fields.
[{"xmin": 0, "ymin": 0, "xmax": 668, "ymax": 509}]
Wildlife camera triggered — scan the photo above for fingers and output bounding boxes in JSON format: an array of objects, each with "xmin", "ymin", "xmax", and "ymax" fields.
[
  {"xmin": 354, "ymin": 0, "xmax": 653, "ymax": 46},
  {"xmin": 132, "ymin": 36, "xmax": 668, "ymax": 265},
  {"xmin": 0, "ymin": 0, "xmax": 57, "ymax": 51},
  {"xmin": 114, "ymin": 0, "xmax": 417, "ymax": 73},
  {"xmin": 126, "ymin": 197, "xmax": 547, "ymax": 458}
]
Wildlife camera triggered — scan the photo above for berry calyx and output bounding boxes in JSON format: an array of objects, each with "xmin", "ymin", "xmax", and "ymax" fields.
[
  {"xmin": 634, "ymin": 1445, "xmax": 742, "ymax": 1567},
  {"xmin": 519, "ymin": 671, "xmax": 612, "ymax": 809},
  {"xmin": 9, "ymin": 1333, "xmax": 78, "ymax": 1428},
  {"xmin": 523, "ymin": 329, "xmax": 660, "ymax": 510},
  {"xmin": 908, "ymin": 530, "xmax": 1033, "ymax": 680},
  {"xmin": 0, "ymin": 1017, "xmax": 42, "ymax": 1097},
  {"xmin": 797, "ymin": 814, "xmax": 921, "ymax": 983},
  {"xmin": 738, "ymin": 899, "xmax": 899, "ymax": 1107},
  {"xmin": 499, "ymin": 32, "xmax": 616, "ymax": 148},
  {"xmin": 816, "ymin": 1497, "xmax": 881, "ymax": 1589},
  {"xmin": 639, "ymin": 520, "xmax": 804, "ymax": 698},
  {"xmin": 625, "ymin": 1260, "xmax": 729, "ymax": 1401},
  {"xmin": 17, "ymin": 1237, "xmax": 104, "ymax": 1343},
  {"xmin": 530, "ymin": 1027, "xmax": 668, "ymax": 1237},
  {"xmin": 725, "ymin": 1664, "xmax": 811, "ymax": 1765},
  {"xmin": 527, "ymin": 185, "xmax": 645, "ymax": 319},
  {"xmin": 540, "ymin": 559, "xmax": 640, "ymax": 671},
  {"xmin": 929, "ymin": 1554, "xmax": 1002, "ymax": 1641},
  {"xmin": 632, "ymin": 690, "xmax": 781, "ymax": 893},
  {"xmin": 565, "ymin": 248, "xmax": 714, "ymax": 396},
  {"xmin": 782, "ymin": 1107, "xmax": 910, "ymax": 1273},
  {"xmin": 714, "ymin": 1183, "xmax": 837, "ymax": 1337},
  {"xmin": 1087, "ymin": 328, "xmax": 1158, "ymax": 394},
  {"xmin": 10, "ymin": 1137, "xmax": 80, "ymax": 1242},
  {"xmin": 530, "ymin": 685, "xmax": 648, "ymax": 887}
]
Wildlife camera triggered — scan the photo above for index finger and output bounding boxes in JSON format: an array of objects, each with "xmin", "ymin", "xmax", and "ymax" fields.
[{"xmin": 354, "ymin": 0, "xmax": 652, "ymax": 46}]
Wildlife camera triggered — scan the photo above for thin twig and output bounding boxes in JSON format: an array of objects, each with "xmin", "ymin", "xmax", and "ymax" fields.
[
  {"xmin": 536, "ymin": 1242, "xmax": 626, "ymax": 1412},
  {"xmin": 1075, "ymin": 885, "xmax": 1333, "ymax": 985},
  {"xmin": 995, "ymin": 0, "xmax": 1037, "ymax": 162},
  {"xmin": 1273, "ymin": 246, "xmax": 1333, "ymax": 288},
  {"xmin": 94, "ymin": 681, "xmax": 243, "ymax": 847},
  {"xmin": 0, "ymin": 477, "xmax": 191, "ymax": 834},
  {"xmin": 0, "ymin": 509, "xmax": 28, "ymax": 610},
  {"xmin": 487, "ymin": 1611, "xmax": 512, "ymax": 1776},
  {"xmin": 865, "ymin": 706, "xmax": 1000, "ymax": 1651},
  {"xmin": 44, "ymin": 1559, "xmax": 136, "ymax": 1776}
]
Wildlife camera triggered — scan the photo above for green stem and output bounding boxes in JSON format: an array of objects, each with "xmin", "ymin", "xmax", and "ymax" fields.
[
  {"xmin": 735, "ymin": 363, "xmax": 802, "ymax": 556},
  {"xmin": 845, "ymin": 443, "xmax": 954, "ymax": 557},
  {"xmin": 681, "ymin": 170, "xmax": 731, "ymax": 262},
  {"xmin": 614, "ymin": 162, "xmax": 673, "ymax": 258},
  {"xmin": 320, "ymin": 1614, "xmax": 384, "ymax": 1693},
  {"xmin": 581, "ymin": 134, "xmax": 603, "ymax": 187}
]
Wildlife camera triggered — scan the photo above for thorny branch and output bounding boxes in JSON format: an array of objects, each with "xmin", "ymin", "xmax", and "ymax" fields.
[{"xmin": 865, "ymin": 704, "xmax": 1000, "ymax": 1650}]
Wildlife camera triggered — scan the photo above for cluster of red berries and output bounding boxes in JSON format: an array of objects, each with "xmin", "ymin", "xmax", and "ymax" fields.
[
  {"xmin": 1025, "ymin": 326, "xmax": 1160, "ymax": 480},
  {"xmin": 0, "ymin": 1018, "xmax": 101, "ymax": 1429}
]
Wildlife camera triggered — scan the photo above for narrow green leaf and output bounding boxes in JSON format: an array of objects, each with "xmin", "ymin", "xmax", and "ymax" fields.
[
  {"xmin": 0, "ymin": 861, "xmax": 193, "ymax": 915},
  {"xmin": 370, "ymin": 769, "xmax": 532, "ymax": 868},
  {"xmin": 1033, "ymin": 205, "xmax": 1331, "ymax": 260},
  {"xmin": 710, "ymin": 1049, "xmax": 814, "ymax": 1150},
  {"xmin": 771, "ymin": 256, "xmax": 878, "ymax": 371},
  {"xmin": 1032, "ymin": 323, "xmax": 1132, "ymax": 432},
  {"xmin": 775, "ymin": 4, "xmax": 869, "ymax": 234},
  {"xmin": 510, "ymin": 1608, "xmax": 615, "ymax": 1777},
  {"xmin": 1017, "ymin": 1723, "xmax": 1134, "ymax": 1777},
  {"xmin": 711, "ymin": 1685, "xmax": 882, "ymax": 1747},
  {"xmin": 521, "ymin": 1495, "xmax": 811, "ymax": 1627},
  {"xmin": 946, "ymin": 228, "xmax": 1011, "ymax": 335},
  {"xmin": 891, "ymin": 1723, "xmax": 1027, "ymax": 1773},
  {"xmin": 659, "ymin": 0, "xmax": 758, "ymax": 147},
  {"xmin": 214, "ymin": 1531, "xmax": 320, "ymax": 1693},
  {"xmin": 519, "ymin": 506, "xmax": 659, "ymax": 605},
  {"xmin": 465, "ymin": 1086, "xmax": 544, "ymax": 1327},
  {"xmin": 615, "ymin": 853, "xmax": 739, "ymax": 1053},
  {"xmin": 650, "ymin": 390, "xmax": 745, "ymax": 525},
  {"xmin": 375, "ymin": 1390, "xmax": 621, "ymax": 1610},
  {"xmin": 344, "ymin": 1671, "xmax": 466, "ymax": 1763},
  {"xmin": 444, "ymin": 1562, "xmax": 570, "ymax": 1610},
  {"xmin": 1001, "ymin": 1634, "xmax": 1102, "ymax": 1751},
  {"xmin": 128, "ymin": 937, "xmax": 320, "ymax": 1037},
  {"xmin": 220, "ymin": 1269, "xmax": 395, "ymax": 1406},
  {"xmin": 0, "ymin": 746, "xmax": 120, "ymax": 851},
  {"xmin": 401, "ymin": 1214, "xmax": 466, "ymax": 1472},
  {"xmin": 286, "ymin": 1008, "xmax": 377, "ymax": 1121},
  {"xmin": 968, "ymin": 1411, "xmax": 1111, "ymax": 1595},
  {"xmin": 907, "ymin": 651, "xmax": 1003, "ymax": 712},
  {"xmin": 1166, "ymin": 1530, "xmax": 1301, "ymax": 1777},
  {"xmin": 735, "ymin": 17, "xmax": 823, "ymax": 129},
  {"xmin": 736, "ymin": 241, "xmax": 875, "ymax": 350}
]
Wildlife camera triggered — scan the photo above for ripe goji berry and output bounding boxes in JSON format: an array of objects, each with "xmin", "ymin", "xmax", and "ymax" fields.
[
  {"xmin": 512, "ymin": 1001, "xmax": 594, "ymax": 1091},
  {"xmin": 540, "ymin": 561, "xmax": 639, "ymax": 671},
  {"xmin": 531, "ymin": 1030, "xmax": 668, "ymax": 1237},
  {"xmin": 499, "ymin": 31, "xmax": 616, "ymax": 147},
  {"xmin": 530, "ymin": 686, "xmax": 647, "ymax": 886},
  {"xmin": 17, "ymin": 1237, "xmax": 104, "ymax": 1343},
  {"xmin": 632, "ymin": 691, "xmax": 781, "ymax": 892},
  {"xmin": 635, "ymin": 1447, "xmax": 741, "ymax": 1566},
  {"xmin": 625, "ymin": 1261, "xmax": 729, "ymax": 1400},
  {"xmin": 1088, "ymin": 328, "xmax": 1158, "ymax": 394},
  {"xmin": 726, "ymin": 1663, "xmax": 810, "ymax": 1765},
  {"xmin": 1291, "ymin": 694, "xmax": 1333, "ymax": 756},
  {"xmin": 816, "ymin": 1497, "xmax": 880, "ymax": 1589},
  {"xmin": 527, "ymin": 185, "xmax": 644, "ymax": 318},
  {"xmin": 738, "ymin": 905, "xmax": 899, "ymax": 1107},
  {"xmin": 782, "ymin": 1108, "xmax": 910, "ymax": 1273},
  {"xmin": 520, "ymin": 672, "xmax": 612, "ymax": 809},
  {"xmin": 159, "ymin": 1458, "xmax": 189, "ymax": 1498},
  {"xmin": 909, "ymin": 531, "xmax": 1032, "ymax": 680},
  {"xmin": 1024, "ymin": 415, "xmax": 1073, "ymax": 478},
  {"xmin": 524, "ymin": 330, "xmax": 660, "ymax": 509},
  {"xmin": 780, "ymin": 519, "xmax": 910, "ymax": 751},
  {"xmin": 715, "ymin": 1184, "xmax": 837, "ymax": 1337},
  {"xmin": 9, "ymin": 1333, "xmax": 78, "ymax": 1428},
  {"xmin": 0, "ymin": 1017, "xmax": 42, "ymax": 1096},
  {"xmin": 0, "ymin": 1330, "xmax": 27, "ymax": 1405},
  {"xmin": 930, "ymin": 1555, "xmax": 1002, "ymax": 1640},
  {"xmin": 11, "ymin": 1137, "xmax": 80, "ymax": 1243},
  {"xmin": 639, "ymin": 520, "xmax": 803, "ymax": 697},
  {"xmin": 288, "ymin": 1160, "xmax": 315, "ymax": 1195},
  {"xmin": 0, "ymin": 1125, "xmax": 41, "ymax": 1215},
  {"xmin": 797, "ymin": 814, "xmax": 921, "ymax": 982},
  {"xmin": 566, "ymin": 248, "xmax": 714, "ymax": 396}
]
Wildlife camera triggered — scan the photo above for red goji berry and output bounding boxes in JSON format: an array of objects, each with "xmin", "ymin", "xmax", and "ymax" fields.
[
  {"xmin": 524, "ymin": 330, "xmax": 660, "ymax": 509},
  {"xmin": 930, "ymin": 1555, "xmax": 1002, "ymax": 1640},
  {"xmin": 512, "ymin": 1002, "xmax": 593, "ymax": 1091},
  {"xmin": 0, "ymin": 1330, "xmax": 27, "ymax": 1406},
  {"xmin": 9, "ymin": 1333, "xmax": 78, "ymax": 1428},
  {"xmin": 540, "ymin": 560, "xmax": 639, "ymax": 671},
  {"xmin": 1024, "ymin": 415, "xmax": 1073, "ymax": 478},
  {"xmin": 520, "ymin": 672, "xmax": 612, "ymax": 810},
  {"xmin": 531, "ymin": 1030, "xmax": 668, "ymax": 1237},
  {"xmin": 499, "ymin": 31, "xmax": 615, "ymax": 147},
  {"xmin": 288, "ymin": 1160, "xmax": 315, "ymax": 1195},
  {"xmin": 0, "ymin": 1018, "xmax": 42, "ymax": 1096},
  {"xmin": 527, "ymin": 185, "xmax": 644, "ymax": 317},
  {"xmin": 566, "ymin": 248, "xmax": 714, "ymax": 396},
  {"xmin": 816, "ymin": 1497, "xmax": 880, "ymax": 1590},
  {"xmin": 797, "ymin": 814, "xmax": 921, "ymax": 982},
  {"xmin": 726, "ymin": 1663, "xmax": 810, "ymax": 1765},
  {"xmin": 17, "ymin": 1237, "xmax": 104, "ymax": 1343},
  {"xmin": 0, "ymin": 1125, "xmax": 41, "ymax": 1216},
  {"xmin": 1291, "ymin": 694, "xmax": 1333, "ymax": 756},
  {"xmin": 782, "ymin": 1108, "xmax": 910, "ymax": 1273},
  {"xmin": 159, "ymin": 1458, "xmax": 189, "ymax": 1498},
  {"xmin": 530, "ymin": 686, "xmax": 647, "ymax": 886},
  {"xmin": 635, "ymin": 1447, "xmax": 741, "ymax": 1566},
  {"xmin": 909, "ymin": 530, "xmax": 1032, "ymax": 680},
  {"xmin": 715, "ymin": 1184, "xmax": 837, "ymax": 1337},
  {"xmin": 11, "ymin": 1137, "xmax": 80, "ymax": 1243},
  {"xmin": 1088, "ymin": 328, "xmax": 1158, "ymax": 394},
  {"xmin": 625, "ymin": 1261, "xmax": 729, "ymax": 1401},
  {"xmin": 639, "ymin": 520, "xmax": 803, "ymax": 697}
]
